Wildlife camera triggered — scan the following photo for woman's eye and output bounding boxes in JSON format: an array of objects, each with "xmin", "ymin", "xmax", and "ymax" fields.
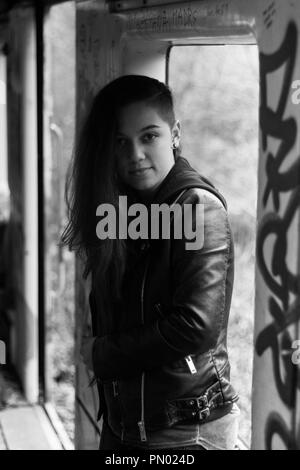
[
  {"xmin": 116, "ymin": 137, "xmax": 127, "ymax": 147},
  {"xmin": 142, "ymin": 133, "xmax": 157, "ymax": 143}
]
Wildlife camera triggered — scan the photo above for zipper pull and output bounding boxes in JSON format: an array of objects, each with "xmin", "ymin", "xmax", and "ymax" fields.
[
  {"xmin": 138, "ymin": 421, "xmax": 147, "ymax": 442},
  {"xmin": 185, "ymin": 355, "xmax": 197, "ymax": 374},
  {"xmin": 112, "ymin": 380, "xmax": 118, "ymax": 397}
]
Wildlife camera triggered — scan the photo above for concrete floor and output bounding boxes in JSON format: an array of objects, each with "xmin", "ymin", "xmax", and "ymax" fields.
[
  {"xmin": 0, "ymin": 405, "xmax": 64, "ymax": 450},
  {"xmin": 0, "ymin": 367, "xmax": 64, "ymax": 450}
]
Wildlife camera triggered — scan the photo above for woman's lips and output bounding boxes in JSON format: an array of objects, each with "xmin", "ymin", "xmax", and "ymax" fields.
[{"xmin": 129, "ymin": 167, "xmax": 151, "ymax": 176}]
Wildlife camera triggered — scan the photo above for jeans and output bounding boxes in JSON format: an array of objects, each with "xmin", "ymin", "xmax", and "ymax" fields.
[{"xmin": 99, "ymin": 421, "xmax": 206, "ymax": 451}]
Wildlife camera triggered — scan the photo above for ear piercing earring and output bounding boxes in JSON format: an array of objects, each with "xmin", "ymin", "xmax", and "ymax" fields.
[{"xmin": 172, "ymin": 140, "xmax": 179, "ymax": 150}]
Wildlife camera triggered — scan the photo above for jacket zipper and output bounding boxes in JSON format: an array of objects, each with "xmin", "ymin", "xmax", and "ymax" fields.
[
  {"xmin": 185, "ymin": 355, "xmax": 197, "ymax": 374},
  {"xmin": 155, "ymin": 303, "xmax": 197, "ymax": 375},
  {"xmin": 138, "ymin": 250, "xmax": 150, "ymax": 442}
]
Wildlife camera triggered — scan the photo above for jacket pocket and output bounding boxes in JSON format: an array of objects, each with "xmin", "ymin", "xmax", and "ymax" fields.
[{"xmin": 154, "ymin": 303, "xmax": 197, "ymax": 374}]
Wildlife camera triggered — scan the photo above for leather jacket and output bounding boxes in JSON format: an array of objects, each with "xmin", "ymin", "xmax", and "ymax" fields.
[{"xmin": 90, "ymin": 156, "xmax": 239, "ymax": 443}]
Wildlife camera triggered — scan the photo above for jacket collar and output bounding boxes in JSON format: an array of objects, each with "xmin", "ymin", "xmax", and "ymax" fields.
[{"xmin": 151, "ymin": 156, "xmax": 226, "ymax": 209}]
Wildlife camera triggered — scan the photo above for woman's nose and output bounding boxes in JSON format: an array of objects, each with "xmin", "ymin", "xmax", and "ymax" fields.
[{"xmin": 128, "ymin": 141, "xmax": 145, "ymax": 162}]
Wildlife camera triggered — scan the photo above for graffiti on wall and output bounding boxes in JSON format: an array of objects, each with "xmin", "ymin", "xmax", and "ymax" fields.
[
  {"xmin": 263, "ymin": 1, "xmax": 277, "ymax": 30},
  {"xmin": 127, "ymin": 1, "xmax": 230, "ymax": 35},
  {"xmin": 256, "ymin": 21, "xmax": 300, "ymax": 450}
]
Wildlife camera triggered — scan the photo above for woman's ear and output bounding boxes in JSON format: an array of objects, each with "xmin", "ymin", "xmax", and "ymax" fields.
[
  {"xmin": 172, "ymin": 120, "xmax": 181, "ymax": 147},
  {"xmin": 175, "ymin": 119, "xmax": 181, "ymax": 132}
]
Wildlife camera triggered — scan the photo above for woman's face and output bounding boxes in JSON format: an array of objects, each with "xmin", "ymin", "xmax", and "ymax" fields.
[{"xmin": 115, "ymin": 101, "xmax": 180, "ymax": 200}]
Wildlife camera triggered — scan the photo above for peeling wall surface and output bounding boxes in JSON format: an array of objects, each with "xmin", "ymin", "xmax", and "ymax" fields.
[
  {"xmin": 5, "ymin": 7, "xmax": 39, "ymax": 404},
  {"xmin": 6, "ymin": 10, "xmax": 26, "ymax": 384},
  {"xmin": 74, "ymin": 0, "xmax": 299, "ymax": 449}
]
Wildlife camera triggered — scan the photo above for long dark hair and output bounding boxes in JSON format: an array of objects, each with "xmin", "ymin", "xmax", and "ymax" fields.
[{"xmin": 61, "ymin": 75, "xmax": 180, "ymax": 314}]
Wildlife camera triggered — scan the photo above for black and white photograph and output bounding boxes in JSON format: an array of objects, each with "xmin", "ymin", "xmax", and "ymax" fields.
[{"xmin": 0, "ymin": 0, "xmax": 299, "ymax": 453}]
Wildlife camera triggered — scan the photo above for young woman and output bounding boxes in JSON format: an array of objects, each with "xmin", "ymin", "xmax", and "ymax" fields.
[{"xmin": 62, "ymin": 75, "xmax": 240, "ymax": 450}]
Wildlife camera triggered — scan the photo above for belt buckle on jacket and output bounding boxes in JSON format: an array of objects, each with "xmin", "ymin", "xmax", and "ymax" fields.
[{"xmin": 196, "ymin": 394, "xmax": 210, "ymax": 420}]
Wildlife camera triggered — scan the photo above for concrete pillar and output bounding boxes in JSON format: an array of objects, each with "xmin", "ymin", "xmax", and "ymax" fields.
[{"xmin": 19, "ymin": 8, "xmax": 39, "ymax": 404}]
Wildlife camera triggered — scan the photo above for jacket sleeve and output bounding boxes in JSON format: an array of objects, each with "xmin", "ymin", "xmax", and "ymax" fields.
[{"xmin": 92, "ymin": 189, "xmax": 233, "ymax": 380}]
